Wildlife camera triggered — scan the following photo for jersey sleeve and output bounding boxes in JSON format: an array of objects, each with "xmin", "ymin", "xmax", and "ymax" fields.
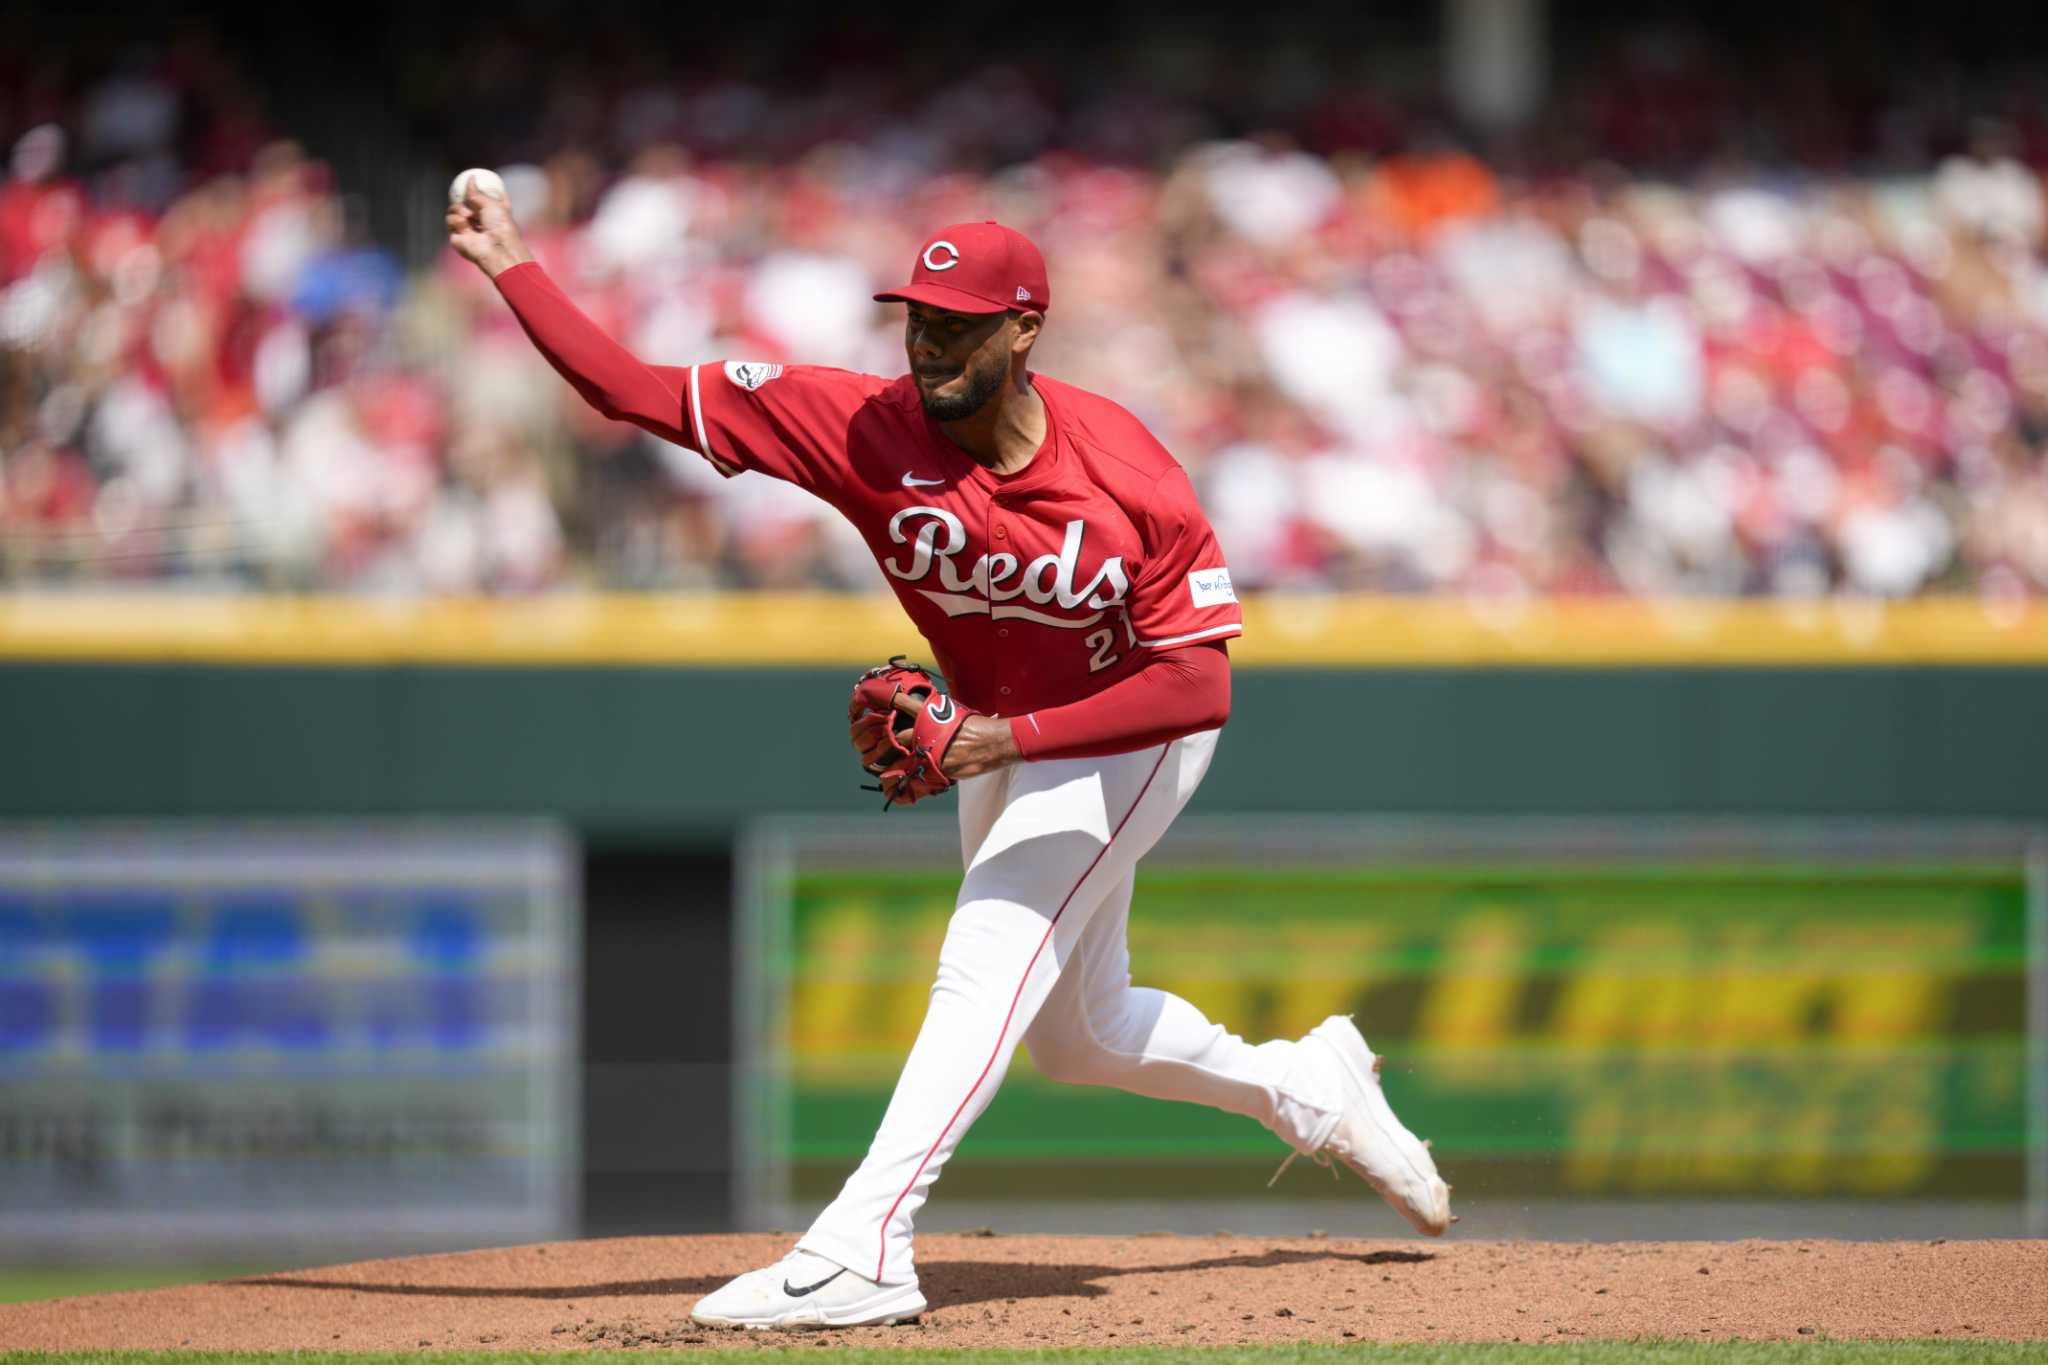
[
  {"xmin": 1125, "ymin": 465, "xmax": 1244, "ymax": 651},
  {"xmin": 1014, "ymin": 639, "xmax": 1230, "ymax": 760},
  {"xmin": 680, "ymin": 361, "xmax": 885, "ymax": 499}
]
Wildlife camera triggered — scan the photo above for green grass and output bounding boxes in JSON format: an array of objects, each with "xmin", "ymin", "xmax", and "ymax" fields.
[
  {"xmin": 2, "ymin": 1345, "xmax": 2042, "ymax": 1364},
  {"xmin": 0, "ymin": 1267, "xmax": 276, "ymax": 1306}
]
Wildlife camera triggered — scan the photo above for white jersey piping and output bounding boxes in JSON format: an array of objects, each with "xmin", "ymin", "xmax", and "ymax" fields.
[
  {"xmin": 1136, "ymin": 622, "xmax": 1243, "ymax": 649},
  {"xmin": 686, "ymin": 363, "xmax": 741, "ymax": 477}
]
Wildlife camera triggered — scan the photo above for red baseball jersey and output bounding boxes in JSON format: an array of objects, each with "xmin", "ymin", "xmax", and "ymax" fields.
[{"xmin": 680, "ymin": 362, "xmax": 1241, "ymax": 715}]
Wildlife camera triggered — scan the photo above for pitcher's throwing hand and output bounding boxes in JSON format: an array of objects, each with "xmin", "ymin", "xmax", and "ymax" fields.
[{"xmin": 444, "ymin": 177, "xmax": 532, "ymax": 278}]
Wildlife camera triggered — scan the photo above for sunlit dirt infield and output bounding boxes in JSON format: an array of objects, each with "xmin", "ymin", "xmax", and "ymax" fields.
[{"xmin": 3, "ymin": 1234, "xmax": 2044, "ymax": 1352}]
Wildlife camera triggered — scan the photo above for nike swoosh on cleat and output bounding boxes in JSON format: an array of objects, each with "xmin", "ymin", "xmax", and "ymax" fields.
[
  {"xmin": 783, "ymin": 1268, "xmax": 848, "ymax": 1297},
  {"xmin": 901, "ymin": 473, "xmax": 945, "ymax": 487}
]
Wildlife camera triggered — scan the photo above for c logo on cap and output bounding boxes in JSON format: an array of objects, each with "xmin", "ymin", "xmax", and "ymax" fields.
[{"xmin": 921, "ymin": 240, "xmax": 961, "ymax": 272}]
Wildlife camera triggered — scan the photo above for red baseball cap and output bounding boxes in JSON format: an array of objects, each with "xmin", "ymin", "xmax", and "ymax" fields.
[{"xmin": 873, "ymin": 220, "xmax": 1050, "ymax": 315}]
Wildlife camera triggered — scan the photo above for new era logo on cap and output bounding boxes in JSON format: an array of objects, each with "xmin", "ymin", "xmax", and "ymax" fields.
[{"xmin": 874, "ymin": 221, "xmax": 1051, "ymax": 316}]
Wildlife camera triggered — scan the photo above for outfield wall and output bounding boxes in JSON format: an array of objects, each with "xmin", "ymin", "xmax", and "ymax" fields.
[
  {"xmin": 3, "ymin": 594, "xmax": 2045, "ymax": 1248},
  {"xmin": 3, "ymin": 665, "xmax": 2046, "ymax": 827},
  {"xmin": 3, "ymin": 592, "xmax": 2048, "ymax": 825}
]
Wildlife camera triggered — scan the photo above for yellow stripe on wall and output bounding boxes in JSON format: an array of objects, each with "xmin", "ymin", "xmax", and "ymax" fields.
[{"xmin": 0, "ymin": 593, "xmax": 2043, "ymax": 667}]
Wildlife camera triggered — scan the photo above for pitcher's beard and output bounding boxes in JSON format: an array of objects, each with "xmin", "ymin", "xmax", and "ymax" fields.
[{"xmin": 918, "ymin": 359, "xmax": 1007, "ymax": 421}]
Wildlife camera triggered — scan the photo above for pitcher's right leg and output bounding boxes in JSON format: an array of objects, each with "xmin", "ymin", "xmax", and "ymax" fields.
[
  {"xmin": 1022, "ymin": 872, "xmax": 1344, "ymax": 1155},
  {"xmin": 1022, "ymin": 873, "xmax": 1454, "ymax": 1235}
]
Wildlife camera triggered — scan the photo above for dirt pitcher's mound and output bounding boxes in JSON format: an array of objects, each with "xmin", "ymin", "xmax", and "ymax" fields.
[{"xmin": 3, "ymin": 1234, "xmax": 2045, "ymax": 1353}]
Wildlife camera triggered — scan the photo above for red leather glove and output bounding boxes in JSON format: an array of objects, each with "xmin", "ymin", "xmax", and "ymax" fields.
[{"xmin": 847, "ymin": 657, "xmax": 974, "ymax": 809}]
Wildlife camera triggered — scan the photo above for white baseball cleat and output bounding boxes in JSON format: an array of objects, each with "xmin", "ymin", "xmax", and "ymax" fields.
[
  {"xmin": 690, "ymin": 1249, "xmax": 926, "ymax": 1330},
  {"xmin": 1280, "ymin": 1014, "xmax": 1455, "ymax": 1236}
]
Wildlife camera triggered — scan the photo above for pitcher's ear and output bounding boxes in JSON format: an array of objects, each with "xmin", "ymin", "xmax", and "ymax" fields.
[{"xmin": 1010, "ymin": 308, "xmax": 1044, "ymax": 352}]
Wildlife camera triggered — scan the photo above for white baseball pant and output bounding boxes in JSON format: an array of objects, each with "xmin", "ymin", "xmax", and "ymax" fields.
[{"xmin": 796, "ymin": 727, "xmax": 1345, "ymax": 1285}]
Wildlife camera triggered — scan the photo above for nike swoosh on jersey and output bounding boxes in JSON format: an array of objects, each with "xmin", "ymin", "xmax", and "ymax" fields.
[
  {"xmin": 901, "ymin": 473, "xmax": 945, "ymax": 487},
  {"xmin": 783, "ymin": 1267, "xmax": 847, "ymax": 1297}
]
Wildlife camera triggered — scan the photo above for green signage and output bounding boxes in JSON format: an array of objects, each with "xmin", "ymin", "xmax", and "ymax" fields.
[{"xmin": 753, "ymin": 827, "xmax": 2036, "ymax": 1209}]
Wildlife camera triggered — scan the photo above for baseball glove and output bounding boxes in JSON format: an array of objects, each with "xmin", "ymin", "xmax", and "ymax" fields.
[{"xmin": 848, "ymin": 656, "xmax": 973, "ymax": 809}]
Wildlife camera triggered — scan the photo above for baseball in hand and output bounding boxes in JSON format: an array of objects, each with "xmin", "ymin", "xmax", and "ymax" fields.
[{"xmin": 449, "ymin": 167, "xmax": 506, "ymax": 205}]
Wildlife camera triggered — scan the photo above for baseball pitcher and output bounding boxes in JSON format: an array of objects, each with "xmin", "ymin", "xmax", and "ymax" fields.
[{"xmin": 449, "ymin": 186, "xmax": 1452, "ymax": 1331}]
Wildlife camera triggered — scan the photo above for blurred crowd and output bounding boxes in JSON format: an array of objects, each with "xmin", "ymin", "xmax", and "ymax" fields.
[{"xmin": 5, "ymin": 14, "xmax": 2048, "ymax": 596}]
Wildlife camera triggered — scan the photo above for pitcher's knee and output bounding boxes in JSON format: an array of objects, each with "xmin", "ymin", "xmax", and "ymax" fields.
[
  {"xmin": 1026, "ymin": 1004, "xmax": 1148, "ymax": 1085},
  {"xmin": 1024, "ymin": 1015, "xmax": 1122, "ymax": 1088},
  {"xmin": 1024, "ymin": 1031, "xmax": 1105, "ymax": 1080}
]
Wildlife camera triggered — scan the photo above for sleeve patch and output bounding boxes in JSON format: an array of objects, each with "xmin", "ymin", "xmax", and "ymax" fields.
[
  {"xmin": 1187, "ymin": 567, "xmax": 1237, "ymax": 608},
  {"xmin": 724, "ymin": 360, "xmax": 784, "ymax": 390}
]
